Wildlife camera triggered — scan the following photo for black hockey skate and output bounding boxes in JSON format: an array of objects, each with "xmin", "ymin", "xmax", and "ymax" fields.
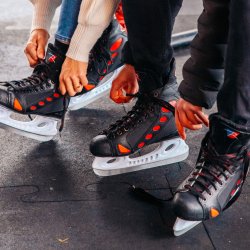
[
  {"xmin": 90, "ymin": 60, "xmax": 189, "ymax": 176},
  {"xmin": 69, "ymin": 18, "xmax": 127, "ymax": 110},
  {"xmin": 173, "ymin": 114, "xmax": 250, "ymax": 236},
  {"xmin": 0, "ymin": 44, "xmax": 69, "ymax": 141}
]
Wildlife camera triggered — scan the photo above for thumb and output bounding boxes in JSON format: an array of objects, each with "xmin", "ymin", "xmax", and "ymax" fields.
[
  {"xmin": 37, "ymin": 42, "xmax": 46, "ymax": 59},
  {"xmin": 175, "ymin": 110, "xmax": 187, "ymax": 140}
]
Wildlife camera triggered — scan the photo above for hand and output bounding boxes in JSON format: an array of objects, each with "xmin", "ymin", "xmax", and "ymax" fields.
[
  {"xmin": 175, "ymin": 98, "xmax": 209, "ymax": 140},
  {"xmin": 24, "ymin": 29, "xmax": 49, "ymax": 67},
  {"xmin": 59, "ymin": 57, "xmax": 88, "ymax": 97},
  {"xmin": 110, "ymin": 64, "xmax": 139, "ymax": 103}
]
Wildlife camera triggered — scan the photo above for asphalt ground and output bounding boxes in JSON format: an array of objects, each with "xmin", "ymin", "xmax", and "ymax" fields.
[{"xmin": 0, "ymin": 1, "xmax": 249, "ymax": 249}]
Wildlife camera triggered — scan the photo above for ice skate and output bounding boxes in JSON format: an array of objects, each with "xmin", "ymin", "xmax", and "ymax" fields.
[
  {"xmin": 68, "ymin": 19, "xmax": 127, "ymax": 110},
  {"xmin": 0, "ymin": 44, "xmax": 69, "ymax": 141},
  {"xmin": 90, "ymin": 60, "xmax": 189, "ymax": 176},
  {"xmin": 173, "ymin": 114, "xmax": 250, "ymax": 236}
]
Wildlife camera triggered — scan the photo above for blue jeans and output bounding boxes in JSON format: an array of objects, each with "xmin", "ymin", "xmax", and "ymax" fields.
[{"xmin": 55, "ymin": 0, "xmax": 83, "ymax": 43}]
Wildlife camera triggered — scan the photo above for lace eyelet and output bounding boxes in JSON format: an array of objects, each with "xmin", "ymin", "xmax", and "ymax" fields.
[{"xmin": 117, "ymin": 131, "xmax": 123, "ymax": 136}]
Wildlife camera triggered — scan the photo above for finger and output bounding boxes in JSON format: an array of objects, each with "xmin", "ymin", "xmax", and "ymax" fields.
[
  {"xmin": 25, "ymin": 43, "xmax": 38, "ymax": 61},
  {"xmin": 37, "ymin": 42, "xmax": 46, "ymax": 59},
  {"xmin": 25, "ymin": 53, "xmax": 38, "ymax": 67},
  {"xmin": 175, "ymin": 109, "xmax": 186, "ymax": 140},
  {"xmin": 110, "ymin": 84, "xmax": 125, "ymax": 102},
  {"xmin": 71, "ymin": 76, "xmax": 83, "ymax": 93},
  {"xmin": 195, "ymin": 111, "xmax": 209, "ymax": 127},
  {"xmin": 64, "ymin": 78, "xmax": 76, "ymax": 96},
  {"xmin": 186, "ymin": 110, "xmax": 203, "ymax": 125},
  {"xmin": 79, "ymin": 75, "xmax": 88, "ymax": 87},
  {"xmin": 59, "ymin": 75, "xmax": 67, "ymax": 95},
  {"xmin": 178, "ymin": 109, "xmax": 203, "ymax": 130}
]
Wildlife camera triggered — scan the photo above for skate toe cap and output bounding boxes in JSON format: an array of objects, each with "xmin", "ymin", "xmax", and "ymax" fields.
[
  {"xmin": 90, "ymin": 135, "xmax": 112, "ymax": 157},
  {"xmin": 173, "ymin": 192, "xmax": 204, "ymax": 221}
]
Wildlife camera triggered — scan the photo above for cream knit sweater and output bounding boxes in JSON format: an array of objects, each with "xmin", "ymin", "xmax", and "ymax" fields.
[{"xmin": 30, "ymin": 0, "xmax": 120, "ymax": 62}]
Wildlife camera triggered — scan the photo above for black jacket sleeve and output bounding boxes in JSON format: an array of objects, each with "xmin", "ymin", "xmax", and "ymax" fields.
[{"xmin": 179, "ymin": 0, "xmax": 230, "ymax": 109}]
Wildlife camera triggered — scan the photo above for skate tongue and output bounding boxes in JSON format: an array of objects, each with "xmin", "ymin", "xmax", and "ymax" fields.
[
  {"xmin": 209, "ymin": 114, "xmax": 245, "ymax": 154},
  {"xmin": 45, "ymin": 44, "xmax": 65, "ymax": 73}
]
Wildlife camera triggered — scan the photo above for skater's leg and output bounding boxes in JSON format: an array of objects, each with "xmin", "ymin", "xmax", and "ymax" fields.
[
  {"xmin": 55, "ymin": 0, "xmax": 82, "ymax": 46},
  {"xmin": 122, "ymin": 0, "xmax": 183, "ymax": 92},
  {"xmin": 179, "ymin": 0, "xmax": 230, "ymax": 109},
  {"xmin": 173, "ymin": 0, "xmax": 250, "ymax": 235},
  {"xmin": 217, "ymin": 0, "xmax": 250, "ymax": 128}
]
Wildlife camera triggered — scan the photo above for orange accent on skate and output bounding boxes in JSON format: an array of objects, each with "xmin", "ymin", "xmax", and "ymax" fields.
[
  {"xmin": 110, "ymin": 38, "xmax": 123, "ymax": 52},
  {"xmin": 46, "ymin": 97, "xmax": 53, "ymax": 102},
  {"xmin": 38, "ymin": 101, "xmax": 45, "ymax": 106},
  {"xmin": 53, "ymin": 93, "xmax": 60, "ymax": 98},
  {"xmin": 115, "ymin": 2, "xmax": 126, "ymax": 31},
  {"xmin": 14, "ymin": 98, "xmax": 23, "ymax": 111},
  {"xmin": 138, "ymin": 142, "xmax": 145, "ymax": 149},
  {"xmin": 84, "ymin": 84, "xmax": 95, "ymax": 91},
  {"xmin": 161, "ymin": 107, "xmax": 170, "ymax": 113},
  {"xmin": 111, "ymin": 52, "xmax": 118, "ymax": 59},
  {"xmin": 210, "ymin": 208, "xmax": 220, "ymax": 218},
  {"xmin": 108, "ymin": 60, "xmax": 112, "ymax": 66},
  {"xmin": 118, "ymin": 144, "xmax": 131, "ymax": 154},
  {"xmin": 153, "ymin": 125, "xmax": 161, "ymax": 132},
  {"xmin": 145, "ymin": 134, "xmax": 153, "ymax": 140},
  {"xmin": 231, "ymin": 189, "xmax": 236, "ymax": 196},
  {"xmin": 237, "ymin": 179, "xmax": 242, "ymax": 186},
  {"xmin": 30, "ymin": 106, "xmax": 37, "ymax": 111},
  {"xmin": 103, "ymin": 69, "xmax": 107, "ymax": 74},
  {"xmin": 160, "ymin": 116, "xmax": 168, "ymax": 123}
]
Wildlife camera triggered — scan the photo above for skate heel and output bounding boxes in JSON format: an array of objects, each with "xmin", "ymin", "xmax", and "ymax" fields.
[
  {"xmin": 173, "ymin": 217, "xmax": 202, "ymax": 236},
  {"xmin": 92, "ymin": 138, "xmax": 189, "ymax": 176},
  {"xmin": 0, "ymin": 105, "xmax": 58, "ymax": 141}
]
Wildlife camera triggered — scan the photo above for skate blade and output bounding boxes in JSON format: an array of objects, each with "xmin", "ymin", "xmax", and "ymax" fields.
[
  {"xmin": 92, "ymin": 138, "xmax": 189, "ymax": 176},
  {"xmin": 173, "ymin": 218, "xmax": 202, "ymax": 236},
  {"xmin": 69, "ymin": 66, "xmax": 123, "ymax": 111},
  {"xmin": 0, "ymin": 106, "xmax": 58, "ymax": 142}
]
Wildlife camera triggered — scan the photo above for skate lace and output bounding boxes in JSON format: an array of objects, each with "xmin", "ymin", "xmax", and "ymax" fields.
[
  {"xmin": 88, "ymin": 31, "xmax": 110, "ymax": 77},
  {"xmin": 101, "ymin": 93, "xmax": 175, "ymax": 138},
  {"xmin": 179, "ymin": 133, "xmax": 249, "ymax": 201},
  {"xmin": 6, "ymin": 62, "xmax": 52, "ymax": 93}
]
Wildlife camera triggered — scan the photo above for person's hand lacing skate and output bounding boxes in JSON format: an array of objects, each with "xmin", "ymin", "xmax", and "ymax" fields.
[{"xmin": 110, "ymin": 64, "xmax": 139, "ymax": 103}]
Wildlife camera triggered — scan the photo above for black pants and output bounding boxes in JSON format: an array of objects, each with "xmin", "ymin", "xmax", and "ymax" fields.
[
  {"xmin": 181, "ymin": 0, "xmax": 250, "ymax": 126},
  {"xmin": 217, "ymin": 0, "xmax": 250, "ymax": 126},
  {"xmin": 122, "ymin": 0, "xmax": 183, "ymax": 91},
  {"xmin": 122, "ymin": 0, "xmax": 250, "ymax": 127}
]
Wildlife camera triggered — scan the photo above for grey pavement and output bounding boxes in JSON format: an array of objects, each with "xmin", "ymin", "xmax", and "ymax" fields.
[{"xmin": 0, "ymin": 1, "xmax": 249, "ymax": 250}]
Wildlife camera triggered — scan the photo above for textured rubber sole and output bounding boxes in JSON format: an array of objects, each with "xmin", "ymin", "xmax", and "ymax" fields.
[
  {"xmin": 173, "ymin": 217, "xmax": 202, "ymax": 236},
  {"xmin": 69, "ymin": 66, "xmax": 123, "ymax": 111},
  {"xmin": 0, "ymin": 105, "xmax": 58, "ymax": 142},
  {"xmin": 92, "ymin": 138, "xmax": 189, "ymax": 176}
]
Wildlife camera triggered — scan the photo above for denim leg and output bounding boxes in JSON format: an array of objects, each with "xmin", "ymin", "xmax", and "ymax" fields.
[
  {"xmin": 55, "ymin": 0, "xmax": 83, "ymax": 43},
  {"xmin": 217, "ymin": 0, "xmax": 250, "ymax": 126}
]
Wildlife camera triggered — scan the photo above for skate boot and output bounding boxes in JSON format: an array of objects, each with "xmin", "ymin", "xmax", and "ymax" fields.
[
  {"xmin": 0, "ymin": 44, "xmax": 70, "ymax": 141},
  {"xmin": 69, "ymin": 19, "xmax": 127, "ymax": 110},
  {"xmin": 173, "ymin": 114, "xmax": 250, "ymax": 236},
  {"xmin": 90, "ymin": 60, "xmax": 189, "ymax": 176}
]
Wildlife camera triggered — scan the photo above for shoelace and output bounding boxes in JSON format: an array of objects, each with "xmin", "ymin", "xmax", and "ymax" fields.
[
  {"xmin": 101, "ymin": 92, "xmax": 175, "ymax": 138},
  {"xmin": 2, "ymin": 62, "xmax": 51, "ymax": 93},
  {"xmin": 178, "ymin": 133, "xmax": 249, "ymax": 201}
]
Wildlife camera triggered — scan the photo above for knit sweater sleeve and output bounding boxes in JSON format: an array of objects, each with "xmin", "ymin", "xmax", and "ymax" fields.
[
  {"xmin": 29, "ymin": 0, "xmax": 62, "ymax": 32},
  {"xmin": 66, "ymin": 0, "xmax": 120, "ymax": 63}
]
